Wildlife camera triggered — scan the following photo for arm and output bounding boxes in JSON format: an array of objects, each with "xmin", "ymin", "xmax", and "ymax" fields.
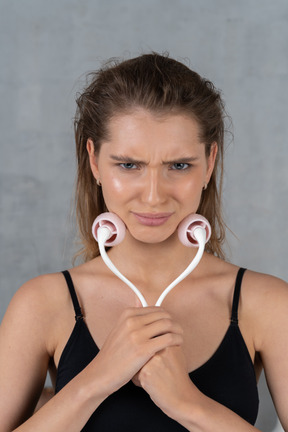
[
  {"xmin": 253, "ymin": 274, "xmax": 288, "ymax": 430},
  {"xmin": 0, "ymin": 277, "xmax": 51, "ymax": 430},
  {"xmin": 136, "ymin": 273, "xmax": 288, "ymax": 431},
  {"xmin": 137, "ymin": 346, "xmax": 261, "ymax": 431},
  {"xmin": 0, "ymin": 275, "xmax": 106, "ymax": 431},
  {"xmin": 0, "ymin": 275, "xmax": 183, "ymax": 431}
]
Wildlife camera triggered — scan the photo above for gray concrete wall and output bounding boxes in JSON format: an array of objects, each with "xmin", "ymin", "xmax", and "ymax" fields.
[{"xmin": 0, "ymin": 0, "xmax": 287, "ymax": 430}]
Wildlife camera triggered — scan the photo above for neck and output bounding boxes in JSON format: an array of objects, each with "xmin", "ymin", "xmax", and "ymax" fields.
[{"xmin": 106, "ymin": 232, "xmax": 199, "ymax": 294}]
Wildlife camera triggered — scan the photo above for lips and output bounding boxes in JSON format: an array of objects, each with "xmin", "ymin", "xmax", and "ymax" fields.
[{"xmin": 132, "ymin": 212, "xmax": 173, "ymax": 227}]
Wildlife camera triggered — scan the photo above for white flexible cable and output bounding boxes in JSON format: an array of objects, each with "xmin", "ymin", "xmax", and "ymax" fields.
[
  {"xmin": 98, "ymin": 226, "xmax": 206, "ymax": 307},
  {"xmin": 98, "ymin": 227, "xmax": 148, "ymax": 307},
  {"xmin": 155, "ymin": 227, "xmax": 206, "ymax": 306}
]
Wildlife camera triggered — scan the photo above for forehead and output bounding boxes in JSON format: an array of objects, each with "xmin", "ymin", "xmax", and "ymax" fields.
[{"xmin": 101, "ymin": 109, "xmax": 203, "ymax": 157}]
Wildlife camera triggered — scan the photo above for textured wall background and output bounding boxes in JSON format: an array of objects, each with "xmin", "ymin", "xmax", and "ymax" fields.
[{"xmin": 0, "ymin": 0, "xmax": 287, "ymax": 430}]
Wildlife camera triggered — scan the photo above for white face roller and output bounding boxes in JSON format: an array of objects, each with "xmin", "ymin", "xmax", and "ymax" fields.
[{"xmin": 92, "ymin": 212, "xmax": 211, "ymax": 307}]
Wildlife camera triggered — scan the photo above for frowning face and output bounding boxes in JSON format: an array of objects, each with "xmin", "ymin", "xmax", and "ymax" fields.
[{"xmin": 88, "ymin": 109, "xmax": 217, "ymax": 245}]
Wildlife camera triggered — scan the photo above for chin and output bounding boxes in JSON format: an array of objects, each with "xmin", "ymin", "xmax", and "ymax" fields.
[{"xmin": 128, "ymin": 228, "xmax": 178, "ymax": 245}]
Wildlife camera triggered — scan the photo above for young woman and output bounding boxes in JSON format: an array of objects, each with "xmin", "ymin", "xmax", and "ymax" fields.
[{"xmin": 1, "ymin": 53, "xmax": 288, "ymax": 431}]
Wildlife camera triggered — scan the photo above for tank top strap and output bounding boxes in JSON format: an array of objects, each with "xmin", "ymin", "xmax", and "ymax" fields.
[
  {"xmin": 230, "ymin": 267, "xmax": 247, "ymax": 326},
  {"xmin": 62, "ymin": 270, "xmax": 84, "ymax": 321}
]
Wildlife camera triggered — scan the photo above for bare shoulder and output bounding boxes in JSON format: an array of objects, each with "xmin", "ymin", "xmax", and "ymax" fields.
[
  {"xmin": 205, "ymin": 254, "xmax": 288, "ymax": 318},
  {"xmin": 4, "ymin": 272, "xmax": 70, "ymax": 319},
  {"xmin": 208, "ymin": 254, "xmax": 288, "ymax": 299},
  {"xmin": 236, "ymin": 268, "xmax": 288, "ymax": 315},
  {"xmin": 242, "ymin": 269, "xmax": 288, "ymax": 302},
  {"xmin": 0, "ymin": 272, "xmax": 73, "ymax": 352},
  {"xmin": 240, "ymin": 269, "xmax": 288, "ymax": 350}
]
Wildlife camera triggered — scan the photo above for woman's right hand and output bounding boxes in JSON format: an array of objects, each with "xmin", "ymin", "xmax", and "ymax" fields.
[{"xmin": 90, "ymin": 306, "xmax": 184, "ymax": 396}]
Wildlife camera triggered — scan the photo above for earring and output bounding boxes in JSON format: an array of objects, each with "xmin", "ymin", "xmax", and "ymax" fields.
[
  {"xmin": 96, "ymin": 178, "xmax": 102, "ymax": 186},
  {"xmin": 203, "ymin": 183, "xmax": 208, "ymax": 190}
]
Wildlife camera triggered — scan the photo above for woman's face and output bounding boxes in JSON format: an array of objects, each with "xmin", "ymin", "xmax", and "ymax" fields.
[{"xmin": 87, "ymin": 109, "xmax": 217, "ymax": 245}]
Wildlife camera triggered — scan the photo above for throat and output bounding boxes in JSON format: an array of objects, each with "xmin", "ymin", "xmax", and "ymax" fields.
[
  {"xmin": 101, "ymin": 234, "xmax": 205, "ymax": 307},
  {"xmin": 109, "ymin": 237, "xmax": 198, "ymax": 277}
]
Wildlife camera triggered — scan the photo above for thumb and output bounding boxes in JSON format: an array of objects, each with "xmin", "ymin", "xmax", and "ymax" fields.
[{"xmin": 132, "ymin": 372, "xmax": 142, "ymax": 387}]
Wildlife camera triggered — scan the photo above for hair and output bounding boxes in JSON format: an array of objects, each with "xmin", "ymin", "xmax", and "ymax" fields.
[{"xmin": 74, "ymin": 52, "xmax": 229, "ymax": 262}]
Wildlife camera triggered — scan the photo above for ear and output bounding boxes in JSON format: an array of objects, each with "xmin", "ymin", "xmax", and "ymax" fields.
[
  {"xmin": 87, "ymin": 139, "xmax": 100, "ymax": 180},
  {"xmin": 205, "ymin": 142, "xmax": 218, "ymax": 184}
]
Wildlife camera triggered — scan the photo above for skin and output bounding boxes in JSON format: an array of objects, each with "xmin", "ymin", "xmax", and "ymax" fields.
[
  {"xmin": 87, "ymin": 110, "xmax": 216, "ymax": 247},
  {"xmin": 0, "ymin": 109, "xmax": 288, "ymax": 431}
]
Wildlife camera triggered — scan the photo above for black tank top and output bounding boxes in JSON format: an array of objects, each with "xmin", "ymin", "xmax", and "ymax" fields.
[{"xmin": 55, "ymin": 268, "xmax": 259, "ymax": 429}]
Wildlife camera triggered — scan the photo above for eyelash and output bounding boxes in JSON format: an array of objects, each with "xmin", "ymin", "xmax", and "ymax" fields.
[
  {"xmin": 170, "ymin": 163, "xmax": 190, "ymax": 171},
  {"xmin": 118, "ymin": 162, "xmax": 191, "ymax": 171},
  {"xmin": 119, "ymin": 163, "xmax": 138, "ymax": 170}
]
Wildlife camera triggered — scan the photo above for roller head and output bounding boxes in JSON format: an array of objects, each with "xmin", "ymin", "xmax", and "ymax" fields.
[
  {"xmin": 177, "ymin": 214, "xmax": 211, "ymax": 247},
  {"xmin": 92, "ymin": 212, "xmax": 126, "ymax": 246}
]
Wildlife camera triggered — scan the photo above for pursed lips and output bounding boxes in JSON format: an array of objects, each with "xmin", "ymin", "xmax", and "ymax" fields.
[{"xmin": 131, "ymin": 212, "xmax": 174, "ymax": 226}]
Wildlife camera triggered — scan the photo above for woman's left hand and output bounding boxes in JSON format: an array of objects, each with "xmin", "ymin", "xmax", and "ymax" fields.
[{"xmin": 133, "ymin": 345, "xmax": 195, "ymax": 419}]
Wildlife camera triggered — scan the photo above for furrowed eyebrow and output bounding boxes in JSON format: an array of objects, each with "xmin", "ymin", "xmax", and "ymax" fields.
[
  {"xmin": 163, "ymin": 156, "xmax": 199, "ymax": 165},
  {"xmin": 109, "ymin": 155, "xmax": 146, "ymax": 164},
  {"xmin": 109, "ymin": 155, "xmax": 199, "ymax": 164}
]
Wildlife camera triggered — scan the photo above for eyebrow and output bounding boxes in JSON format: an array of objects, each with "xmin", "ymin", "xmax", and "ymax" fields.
[
  {"xmin": 109, "ymin": 155, "xmax": 200, "ymax": 164},
  {"xmin": 110, "ymin": 155, "xmax": 146, "ymax": 164}
]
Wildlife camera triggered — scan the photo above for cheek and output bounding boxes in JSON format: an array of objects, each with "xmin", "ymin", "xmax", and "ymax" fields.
[
  {"xmin": 101, "ymin": 173, "xmax": 131, "ymax": 207},
  {"xmin": 107, "ymin": 175, "xmax": 126, "ymax": 194},
  {"xmin": 177, "ymin": 176, "xmax": 203, "ymax": 201},
  {"xmin": 101, "ymin": 168, "xmax": 130, "ymax": 193}
]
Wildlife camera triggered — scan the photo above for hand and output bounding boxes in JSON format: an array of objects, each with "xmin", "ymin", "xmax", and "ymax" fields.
[
  {"xmin": 92, "ymin": 307, "xmax": 184, "ymax": 395},
  {"xmin": 135, "ymin": 345, "xmax": 194, "ymax": 419}
]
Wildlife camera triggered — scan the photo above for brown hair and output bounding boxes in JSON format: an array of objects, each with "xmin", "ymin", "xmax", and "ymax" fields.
[{"xmin": 74, "ymin": 53, "xmax": 229, "ymax": 262}]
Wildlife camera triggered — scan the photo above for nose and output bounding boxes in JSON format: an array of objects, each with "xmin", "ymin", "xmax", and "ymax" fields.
[{"xmin": 140, "ymin": 169, "xmax": 166, "ymax": 206}]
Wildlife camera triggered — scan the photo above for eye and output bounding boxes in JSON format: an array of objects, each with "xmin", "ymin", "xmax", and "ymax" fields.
[
  {"xmin": 119, "ymin": 162, "xmax": 138, "ymax": 170},
  {"xmin": 170, "ymin": 163, "xmax": 190, "ymax": 170}
]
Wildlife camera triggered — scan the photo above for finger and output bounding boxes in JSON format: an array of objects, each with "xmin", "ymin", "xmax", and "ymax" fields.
[
  {"xmin": 121, "ymin": 307, "xmax": 172, "ymax": 328},
  {"xmin": 147, "ymin": 332, "xmax": 184, "ymax": 356},
  {"xmin": 132, "ymin": 373, "xmax": 142, "ymax": 387},
  {"xmin": 123, "ymin": 306, "xmax": 168, "ymax": 317},
  {"xmin": 143, "ymin": 319, "xmax": 183, "ymax": 340}
]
